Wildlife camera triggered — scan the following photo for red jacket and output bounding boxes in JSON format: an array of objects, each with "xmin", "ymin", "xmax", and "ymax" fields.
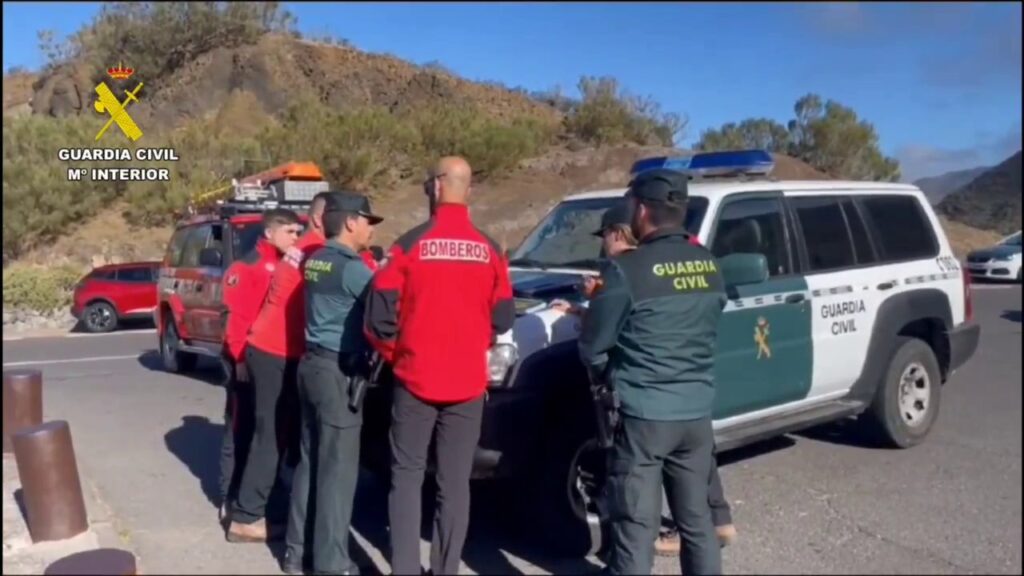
[
  {"xmin": 248, "ymin": 230, "xmax": 325, "ymax": 359},
  {"xmin": 360, "ymin": 250, "xmax": 379, "ymax": 271},
  {"xmin": 365, "ymin": 203, "xmax": 515, "ymax": 403},
  {"xmin": 222, "ymin": 239, "xmax": 280, "ymax": 362}
]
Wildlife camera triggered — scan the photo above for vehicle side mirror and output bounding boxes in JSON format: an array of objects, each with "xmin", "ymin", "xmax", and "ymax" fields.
[
  {"xmin": 719, "ymin": 253, "xmax": 768, "ymax": 288},
  {"xmin": 199, "ymin": 247, "xmax": 223, "ymax": 268}
]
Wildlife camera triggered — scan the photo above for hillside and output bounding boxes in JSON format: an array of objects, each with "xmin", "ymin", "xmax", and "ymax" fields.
[
  {"xmin": 914, "ymin": 165, "xmax": 990, "ymax": 206},
  {"xmin": 938, "ymin": 151, "xmax": 1022, "ymax": 235},
  {"xmin": 17, "ymin": 146, "xmax": 830, "ymax": 268},
  {"xmin": 23, "ymin": 34, "xmax": 561, "ymax": 133}
]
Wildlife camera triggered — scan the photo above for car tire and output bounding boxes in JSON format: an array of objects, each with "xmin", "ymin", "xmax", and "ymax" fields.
[
  {"xmin": 82, "ymin": 301, "xmax": 118, "ymax": 333},
  {"xmin": 528, "ymin": 413, "xmax": 607, "ymax": 557},
  {"xmin": 859, "ymin": 336, "xmax": 942, "ymax": 449},
  {"xmin": 161, "ymin": 319, "xmax": 198, "ymax": 374}
]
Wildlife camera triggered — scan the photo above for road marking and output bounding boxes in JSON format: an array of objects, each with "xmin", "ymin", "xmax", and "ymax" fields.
[
  {"xmin": 2, "ymin": 328, "xmax": 156, "ymax": 342},
  {"xmin": 66, "ymin": 328, "xmax": 156, "ymax": 338},
  {"xmin": 2, "ymin": 354, "xmax": 140, "ymax": 368}
]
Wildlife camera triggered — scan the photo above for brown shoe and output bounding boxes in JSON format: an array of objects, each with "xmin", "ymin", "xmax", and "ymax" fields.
[
  {"xmin": 654, "ymin": 529, "xmax": 680, "ymax": 557},
  {"xmin": 716, "ymin": 523, "xmax": 738, "ymax": 548},
  {"xmin": 226, "ymin": 518, "xmax": 268, "ymax": 543}
]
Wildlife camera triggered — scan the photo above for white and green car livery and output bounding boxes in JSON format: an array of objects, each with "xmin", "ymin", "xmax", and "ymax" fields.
[{"xmin": 365, "ymin": 152, "xmax": 983, "ymax": 556}]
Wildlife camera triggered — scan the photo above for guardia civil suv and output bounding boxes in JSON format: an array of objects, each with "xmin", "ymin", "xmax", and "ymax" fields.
[{"xmin": 360, "ymin": 150, "xmax": 981, "ymax": 556}]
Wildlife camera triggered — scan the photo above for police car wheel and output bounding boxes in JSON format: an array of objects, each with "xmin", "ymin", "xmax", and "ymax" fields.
[
  {"xmin": 83, "ymin": 302, "xmax": 118, "ymax": 333},
  {"xmin": 532, "ymin": 420, "xmax": 606, "ymax": 557},
  {"xmin": 861, "ymin": 336, "xmax": 942, "ymax": 449},
  {"xmin": 161, "ymin": 320, "xmax": 198, "ymax": 374}
]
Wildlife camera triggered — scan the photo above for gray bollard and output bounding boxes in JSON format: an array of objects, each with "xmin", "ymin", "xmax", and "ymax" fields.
[
  {"xmin": 44, "ymin": 548, "xmax": 137, "ymax": 575},
  {"xmin": 3, "ymin": 369, "xmax": 43, "ymax": 453},
  {"xmin": 13, "ymin": 420, "xmax": 89, "ymax": 543}
]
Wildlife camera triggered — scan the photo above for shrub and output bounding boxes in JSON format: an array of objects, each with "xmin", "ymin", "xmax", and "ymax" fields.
[
  {"xmin": 72, "ymin": 2, "xmax": 295, "ymax": 87},
  {"xmin": 2, "ymin": 264, "xmax": 86, "ymax": 313},
  {"xmin": 405, "ymin": 103, "xmax": 557, "ymax": 178},
  {"xmin": 2, "ymin": 114, "xmax": 124, "ymax": 260},
  {"xmin": 565, "ymin": 76, "xmax": 686, "ymax": 147}
]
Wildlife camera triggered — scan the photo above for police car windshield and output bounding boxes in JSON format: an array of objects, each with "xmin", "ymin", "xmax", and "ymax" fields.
[
  {"xmin": 510, "ymin": 196, "xmax": 707, "ymax": 269},
  {"xmin": 1001, "ymin": 232, "xmax": 1021, "ymax": 247}
]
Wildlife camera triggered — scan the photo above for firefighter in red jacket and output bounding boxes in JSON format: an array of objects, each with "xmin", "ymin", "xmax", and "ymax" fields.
[
  {"xmin": 218, "ymin": 208, "xmax": 301, "ymax": 538},
  {"xmin": 365, "ymin": 157, "xmax": 514, "ymax": 576}
]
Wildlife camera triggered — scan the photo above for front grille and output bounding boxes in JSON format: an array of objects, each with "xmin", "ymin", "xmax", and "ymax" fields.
[{"xmin": 967, "ymin": 255, "xmax": 991, "ymax": 264}]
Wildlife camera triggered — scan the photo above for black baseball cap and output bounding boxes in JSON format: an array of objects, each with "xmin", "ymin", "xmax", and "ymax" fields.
[
  {"xmin": 324, "ymin": 192, "xmax": 384, "ymax": 224},
  {"xmin": 625, "ymin": 168, "xmax": 689, "ymax": 206},
  {"xmin": 593, "ymin": 202, "xmax": 633, "ymax": 237}
]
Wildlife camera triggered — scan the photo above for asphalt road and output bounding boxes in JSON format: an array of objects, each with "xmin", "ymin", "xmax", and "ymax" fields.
[{"xmin": 3, "ymin": 284, "xmax": 1021, "ymax": 575}]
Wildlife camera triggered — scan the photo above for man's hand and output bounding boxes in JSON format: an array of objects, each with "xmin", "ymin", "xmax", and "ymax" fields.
[{"xmin": 235, "ymin": 361, "xmax": 249, "ymax": 383}]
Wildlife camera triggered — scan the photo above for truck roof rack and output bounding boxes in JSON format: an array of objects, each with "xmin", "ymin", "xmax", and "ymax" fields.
[{"xmin": 186, "ymin": 161, "xmax": 329, "ymax": 217}]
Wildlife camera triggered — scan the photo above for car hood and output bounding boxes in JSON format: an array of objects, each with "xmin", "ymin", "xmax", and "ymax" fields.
[{"xmin": 969, "ymin": 245, "xmax": 1022, "ymax": 259}]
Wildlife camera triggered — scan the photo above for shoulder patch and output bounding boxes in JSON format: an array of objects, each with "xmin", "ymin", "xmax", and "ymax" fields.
[
  {"xmin": 265, "ymin": 262, "xmax": 276, "ymax": 273},
  {"xmin": 226, "ymin": 273, "xmax": 239, "ymax": 287}
]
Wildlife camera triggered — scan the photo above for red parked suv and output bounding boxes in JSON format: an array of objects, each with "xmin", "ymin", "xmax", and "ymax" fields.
[{"xmin": 72, "ymin": 262, "xmax": 161, "ymax": 333}]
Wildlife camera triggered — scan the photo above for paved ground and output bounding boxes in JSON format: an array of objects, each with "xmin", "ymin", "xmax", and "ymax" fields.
[{"xmin": 3, "ymin": 284, "xmax": 1020, "ymax": 575}]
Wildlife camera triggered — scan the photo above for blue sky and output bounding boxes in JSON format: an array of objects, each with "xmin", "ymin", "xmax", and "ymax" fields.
[{"xmin": 3, "ymin": 2, "xmax": 1021, "ymax": 181}]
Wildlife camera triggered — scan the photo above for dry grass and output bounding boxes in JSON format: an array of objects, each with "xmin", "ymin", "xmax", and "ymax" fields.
[
  {"xmin": 939, "ymin": 217, "xmax": 1003, "ymax": 259},
  {"xmin": 19, "ymin": 205, "xmax": 172, "ymax": 268}
]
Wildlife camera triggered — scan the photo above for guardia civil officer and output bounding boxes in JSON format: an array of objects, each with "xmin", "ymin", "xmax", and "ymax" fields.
[
  {"xmin": 292, "ymin": 192, "xmax": 381, "ymax": 575},
  {"xmin": 578, "ymin": 169, "xmax": 726, "ymax": 575}
]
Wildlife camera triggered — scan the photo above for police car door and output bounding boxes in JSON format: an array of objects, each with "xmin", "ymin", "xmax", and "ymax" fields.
[
  {"xmin": 708, "ymin": 193, "xmax": 814, "ymax": 420},
  {"xmin": 785, "ymin": 192, "xmax": 881, "ymax": 399}
]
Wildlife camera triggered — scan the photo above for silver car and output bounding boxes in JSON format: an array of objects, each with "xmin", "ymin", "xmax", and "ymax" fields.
[{"xmin": 966, "ymin": 231, "xmax": 1023, "ymax": 282}]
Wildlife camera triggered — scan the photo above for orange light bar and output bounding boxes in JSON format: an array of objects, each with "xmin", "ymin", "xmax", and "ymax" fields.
[{"xmin": 238, "ymin": 162, "xmax": 323, "ymax": 185}]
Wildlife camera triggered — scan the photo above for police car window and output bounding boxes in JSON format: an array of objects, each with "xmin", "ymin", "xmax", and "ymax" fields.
[
  {"xmin": 790, "ymin": 196, "xmax": 856, "ymax": 272},
  {"xmin": 89, "ymin": 269, "xmax": 116, "ymax": 281},
  {"xmin": 711, "ymin": 197, "xmax": 791, "ymax": 277},
  {"xmin": 857, "ymin": 195, "xmax": 938, "ymax": 262},
  {"xmin": 511, "ymin": 197, "xmax": 707, "ymax": 267},
  {"xmin": 841, "ymin": 198, "xmax": 878, "ymax": 265},
  {"xmin": 1002, "ymin": 233, "xmax": 1021, "ymax": 247}
]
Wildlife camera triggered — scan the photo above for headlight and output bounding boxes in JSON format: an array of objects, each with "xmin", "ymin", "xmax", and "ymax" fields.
[
  {"xmin": 487, "ymin": 343, "xmax": 519, "ymax": 386},
  {"xmin": 994, "ymin": 255, "xmax": 1016, "ymax": 262}
]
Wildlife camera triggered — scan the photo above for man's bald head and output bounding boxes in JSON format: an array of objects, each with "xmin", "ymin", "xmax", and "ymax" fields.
[{"xmin": 434, "ymin": 156, "xmax": 473, "ymax": 204}]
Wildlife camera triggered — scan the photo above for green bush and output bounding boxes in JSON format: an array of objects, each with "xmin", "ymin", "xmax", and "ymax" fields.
[
  {"xmin": 2, "ymin": 265, "xmax": 86, "ymax": 312},
  {"xmin": 565, "ymin": 76, "xmax": 685, "ymax": 147},
  {"xmin": 65, "ymin": 2, "xmax": 295, "ymax": 86},
  {"xmin": 405, "ymin": 103, "xmax": 556, "ymax": 177},
  {"xmin": 2, "ymin": 114, "xmax": 124, "ymax": 260}
]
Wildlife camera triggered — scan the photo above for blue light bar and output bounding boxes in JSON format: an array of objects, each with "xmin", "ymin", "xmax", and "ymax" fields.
[{"xmin": 630, "ymin": 149, "xmax": 775, "ymax": 178}]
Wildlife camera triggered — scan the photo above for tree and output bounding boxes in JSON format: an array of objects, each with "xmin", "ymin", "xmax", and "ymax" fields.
[
  {"xmin": 696, "ymin": 93, "xmax": 900, "ymax": 182},
  {"xmin": 787, "ymin": 93, "xmax": 900, "ymax": 182},
  {"xmin": 696, "ymin": 118, "xmax": 790, "ymax": 152},
  {"xmin": 566, "ymin": 76, "xmax": 686, "ymax": 147}
]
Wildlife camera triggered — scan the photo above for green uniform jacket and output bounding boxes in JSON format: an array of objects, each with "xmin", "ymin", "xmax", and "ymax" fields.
[
  {"xmin": 303, "ymin": 240, "xmax": 374, "ymax": 355},
  {"xmin": 578, "ymin": 228, "xmax": 726, "ymax": 421}
]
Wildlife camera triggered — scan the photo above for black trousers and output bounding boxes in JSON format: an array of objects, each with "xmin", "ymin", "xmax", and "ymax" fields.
[
  {"xmin": 218, "ymin": 370, "xmax": 255, "ymax": 507},
  {"xmin": 233, "ymin": 346, "xmax": 299, "ymax": 525},
  {"xmin": 708, "ymin": 450, "xmax": 732, "ymax": 527},
  {"xmin": 389, "ymin": 384, "xmax": 484, "ymax": 576},
  {"xmin": 606, "ymin": 416, "xmax": 722, "ymax": 576},
  {"xmin": 286, "ymin": 353, "xmax": 363, "ymax": 574}
]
